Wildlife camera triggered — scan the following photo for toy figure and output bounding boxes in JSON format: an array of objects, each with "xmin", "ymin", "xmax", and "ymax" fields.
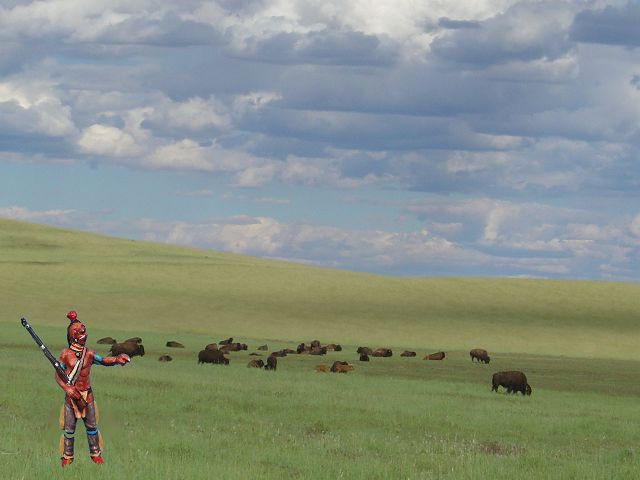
[{"xmin": 54, "ymin": 310, "xmax": 130, "ymax": 466}]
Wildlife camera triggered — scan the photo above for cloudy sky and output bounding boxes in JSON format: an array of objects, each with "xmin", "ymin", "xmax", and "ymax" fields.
[{"xmin": 1, "ymin": 0, "xmax": 639, "ymax": 280}]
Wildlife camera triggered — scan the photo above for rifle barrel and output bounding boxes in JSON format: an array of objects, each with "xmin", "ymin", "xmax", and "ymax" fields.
[{"xmin": 20, "ymin": 317, "xmax": 71, "ymax": 384}]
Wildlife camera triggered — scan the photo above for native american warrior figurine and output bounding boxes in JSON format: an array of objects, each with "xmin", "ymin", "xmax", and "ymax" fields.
[{"xmin": 56, "ymin": 310, "xmax": 130, "ymax": 467}]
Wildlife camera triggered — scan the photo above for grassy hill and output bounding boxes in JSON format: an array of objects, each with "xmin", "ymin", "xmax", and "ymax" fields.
[
  {"xmin": 1, "ymin": 218, "xmax": 639, "ymax": 359},
  {"xmin": 2, "ymin": 218, "xmax": 640, "ymax": 479}
]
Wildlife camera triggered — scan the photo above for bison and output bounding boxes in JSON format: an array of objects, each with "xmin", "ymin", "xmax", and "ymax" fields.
[
  {"xmin": 218, "ymin": 337, "xmax": 233, "ymax": 345},
  {"xmin": 270, "ymin": 350, "xmax": 288, "ymax": 357},
  {"xmin": 110, "ymin": 341, "xmax": 145, "ymax": 358},
  {"xmin": 123, "ymin": 337, "xmax": 142, "ymax": 344},
  {"xmin": 198, "ymin": 349, "xmax": 229, "ymax": 365},
  {"xmin": 324, "ymin": 344, "xmax": 342, "ymax": 352},
  {"xmin": 166, "ymin": 341, "xmax": 184, "ymax": 348},
  {"xmin": 310, "ymin": 340, "xmax": 321, "ymax": 349},
  {"xmin": 220, "ymin": 342, "xmax": 248, "ymax": 352},
  {"xmin": 205, "ymin": 343, "xmax": 218, "ymax": 351},
  {"xmin": 309, "ymin": 346, "xmax": 327, "ymax": 355},
  {"xmin": 470, "ymin": 348, "xmax": 490, "ymax": 364},
  {"xmin": 400, "ymin": 351, "xmax": 417, "ymax": 357},
  {"xmin": 265, "ymin": 355, "xmax": 277, "ymax": 371},
  {"xmin": 258, "ymin": 344, "xmax": 268, "ymax": 351},
  {"xmin": 331, "ymin": 361, "xmax": 354, "ymax": 373},
  {"xmin": 357, "ymin": 346, "xmax": 373, "ymax": 355},
  {"xmin": 296, "ymin": 343, "xmax": 308, "ymax": 354},
  {"xmin": 247, "ymin": 359, "xmax": 265, "ymax": 368},
  {"xmin": 492, "ymin": 371, "xmax": 532, "ymax": 395},
  {"xmin": 158, "ymin": 354, "xmax": 172, "ymax": 362},
  {"xmin": 372, "ymin": 348, "xmax": 393, "ymax": 357},
  {"xmin": 425, "ymin": 351, "xmax": 446, "ymax": 360},
  {"xmin": 359, "ymin": 353, "xmax": 370, "ymax": 362},
  {"xmin": 96, "ymin": 337, "xmax": 117, "ymax": 345}
]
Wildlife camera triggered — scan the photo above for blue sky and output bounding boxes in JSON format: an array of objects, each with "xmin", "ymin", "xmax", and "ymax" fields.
[{"xmin": 1, "ymin": 0, "xmax": 639, "ymax": 280}]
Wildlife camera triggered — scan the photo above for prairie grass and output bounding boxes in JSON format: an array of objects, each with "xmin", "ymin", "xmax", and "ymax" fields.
[{"xmin": 1, "ymin": 219, "xmax": 639, "ymax": 478}]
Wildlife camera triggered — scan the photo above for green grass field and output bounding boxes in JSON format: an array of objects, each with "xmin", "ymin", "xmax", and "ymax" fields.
[{"xmin": 1, "ymin": 219, "xmax": 639, "ymax": 478}]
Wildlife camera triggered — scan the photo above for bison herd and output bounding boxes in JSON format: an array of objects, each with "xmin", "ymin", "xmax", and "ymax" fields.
[{"xmin": 96, "ymin": 335, "xmax": 532, "ymax": 395}]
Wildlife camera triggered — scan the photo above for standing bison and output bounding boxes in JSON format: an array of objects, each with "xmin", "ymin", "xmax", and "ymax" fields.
[
  {"xmin": 110, "ymin": 341, "xmax": 145, "ymax": 358},
  {"xmin": 492, "ymin": 371, "xmax": 532, "ymax": 395},
  {"xmin": 470, "ymin": 348, "xmax": 490, "ymax": 364},
  {"xmin": 198, "ymin": 349, "xmax": 229, "ymax": 365},
  {"xmin": 265, "ymin": 355, "xmax": 277, "ymax": 371}
]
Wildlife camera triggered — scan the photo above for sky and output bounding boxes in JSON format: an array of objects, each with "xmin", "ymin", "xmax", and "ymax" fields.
[{"xmin": 0, "ymin": 0, "xmax": 639, "ymax": 280}]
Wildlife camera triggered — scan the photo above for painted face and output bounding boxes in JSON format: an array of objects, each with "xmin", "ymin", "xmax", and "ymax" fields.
[{"xmin": 68, "ymin": 321, "xmax": 87, "ymax": 346}]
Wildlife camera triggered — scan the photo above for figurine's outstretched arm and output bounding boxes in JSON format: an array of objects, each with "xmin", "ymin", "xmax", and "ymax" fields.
[{"xmin": 93, "ymin": 353, "xmax": 130, "ymax": 366}]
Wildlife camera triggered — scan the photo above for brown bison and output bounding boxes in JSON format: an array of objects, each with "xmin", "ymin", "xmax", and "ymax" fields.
[
  {"xmin": 470, "ymin": 348, "xmax": 490, "ymax": 364},
  {"xmin": 110, "ymin": 341, "xmax": 145, "ymax": 358},
  {"xmin": 198, "ymin": 349, "xmax": 229, "ymax": 365},
  {"xmin": 96, "ymin": 337, "xmax": 117, "ymax": 345},
  {"xmin": 372, "ymin": 348, "xmax": 393, "ymax": 357},
  {"xmin": 425, "ymin": 351, "xmax": 446, "ymax": 360},
  {"xmin": 218, "ymin": 337, "xmax": 233, "ymax": 345},
  {"xmin": 265, "ymin": 355, "xmax": 277, "ymax": 371},
  {"xmin": 400, "ymin": 351, "xmax": 417, "ymax": 357},
  {"xmin": 324, "ymin": 344, "xmax": 342, "ymax": 352},
  {"xmin": 359, "ymin": 353, "xmax": 370, "ymax": 362},
  {"xmin": 258, "ymin": 344, "xmax": 268, "ymax": 351},
  {"xmin": 310, "ymin": 340, "xmax": 321, "ymax": 349},
  {"xmin": 166, "ymin": 341, "xmax": 184, "ymax": 348},
  {"xmin": 270, "ymin": 350, "xmax": 288, "ymax": 357},
  {"xmin": 309, "ymin": 346, "xmax": 327, "ymax": 355},
  {"xmin": 492, "ymin": 371, "xmax": 532, "ymax": 395},
  {"xmin": 205, "ymin": 343, "xmax": 218, "ymax": 351},
  {"xmin": 315, "ymin": 364, "xmax": 330, "ymax": 372},
  {"xmin": 247, "ymin": 359, "xmax": 265, "ymax": 368},
  {"xmin": 220, "ymin": 342, "xmax": 248, "ymax": 352},
  {"xmin": 158, "ymin": 354, "xmax": 173, "ymax": 362},
  {"xmin": 296, "ymin": 343, "xmax": 309, "ymax": 354},
  {"xmin": 123, "ymin": 337, "xmax": 142, "ymax": 344},
  {"xmin": 331, "ymin": 361, "xmax": 354, "ymax": 373},
  {"xmin": 357, "ymin": 346, "xmax": 373, "ymax": 355}
]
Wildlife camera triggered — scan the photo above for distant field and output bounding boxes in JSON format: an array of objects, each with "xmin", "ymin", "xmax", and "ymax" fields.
[
  {"xmin": 1, "ymin": 219, "xmax": 639, "ymax": 360},
  {"xmin": 1, "ymin": 218, "xmax": 639, "ymax": 478}
]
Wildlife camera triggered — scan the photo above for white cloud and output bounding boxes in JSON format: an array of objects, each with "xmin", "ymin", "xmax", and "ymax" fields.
[{"xmin": 77, "ymin": 124, "xmax": 144, "ymax": 157}]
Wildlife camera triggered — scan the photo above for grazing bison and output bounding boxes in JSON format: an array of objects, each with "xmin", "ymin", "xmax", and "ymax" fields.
[
  {"xmin": 123, "ymin": 337, "xmax": 142, "ymax": 344},
  {"xmin": 110, "ymin": 341, "xmax": 145, "ymax": 358},
  {"xmin": 97, "ymin": 336, "xmax": 117, "ymax": 345},
  {"xmin": 492, "ymin": 371, "xmax": 532, "ymax": 395},
  {"xmin": 425, "ymin": 351, "xmax": 446, "ymax": 360},
  {"xmin": 247, "ymin": 359, "xmax": 265, "ymax": 368},
  {"xmin": 166, "ymin": 341, "xmax": 184, "ymax": 348},
  {"xmin": 310, "ymin": 340, "xmax": 321, "ymax": 349},
  {"xmin": 400, "ymin": 351, "xmax": 417, "ymax": 357},
  {"xmin": 331, "ymin": 361, "xmax": 354, "ymax": 373},
  {"xmin": 357, "ymin": 346, "xmax": 373, "ymax": 355},
  {"xmin": 265, "ymin": 355, "xmax": 277, "ymax": 371},
  {"xmin": 359, "ymin": 353, "xmax": 370, "ymax": 362},
  {"xmin": 198, "ymin": 349, "xmax": 229, "ymax": 365},
  {"xmin": 315, "ymin": 364, "xmax": 330, "ymax": 372},
  {"xmin": 158, "ymin": 354, "xmax": 173, "ymax": 362},
  {"xmin": 219, "ymin": 337, "xmax": 233, "ymax": 345},
  {"xmin": 205, "ymin": 343, "xmax": 218, "ymax": 351},
  {"xmin": 258, "ymin": 344, "xmax": 268, "ymax": 351},
  {"xmin": 372, "ymin": 348, "xmax": 393, "ymax": 357},
  {"xmin": 470, "ymin": 348, "xmax": 491, "ymax": 364}
]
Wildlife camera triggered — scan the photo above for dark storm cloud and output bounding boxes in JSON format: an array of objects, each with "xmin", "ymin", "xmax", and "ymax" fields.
[
  {"xmin": 431, "ymin": 2, "xmax": 574, "ymax": 65},
  {"xmin": 570, "ymin": 2, "xmax": 640, "ymax": 47},
  {"xmin": 230, "ymin": 29, "xmax": 397, "ymax": 66}
]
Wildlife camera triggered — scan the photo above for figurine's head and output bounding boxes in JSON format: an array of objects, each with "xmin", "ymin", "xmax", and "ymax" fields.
[{"xmin": 66, "ymin": 311, "xmax": 87, "ymax": 346}]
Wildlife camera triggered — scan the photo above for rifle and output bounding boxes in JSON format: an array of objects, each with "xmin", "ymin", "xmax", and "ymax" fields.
[{"xmin": 20, "ymin": 317, "xmax": 72, "ymax": 385}]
